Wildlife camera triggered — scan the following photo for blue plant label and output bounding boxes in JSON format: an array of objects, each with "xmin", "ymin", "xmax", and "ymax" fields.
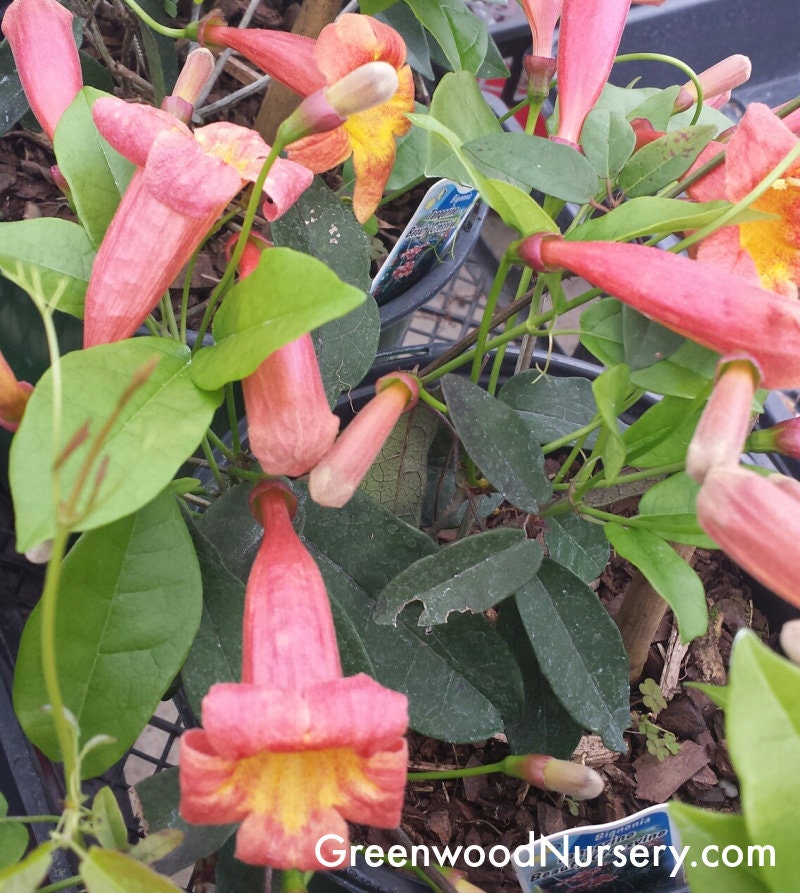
[
  {"xmin": 370, "ymin": 179, "xmax": 480, "ymax": 306},
  {"xmin": 514, "ymin": 804, "xmax": 689, "ymax": 892}
]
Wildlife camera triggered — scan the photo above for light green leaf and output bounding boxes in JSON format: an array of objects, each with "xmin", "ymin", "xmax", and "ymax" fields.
[
  {"xmin": 10, "ymin": 338, "xmax": 221, "ymax": 552},
  {"xmin": 630, "ymin": 339, "xmax": 719, "ymax": 398},
  {"xmin": 516, "ymin": 560, "xmax": 630, "ymax": 752},
  {"xmin": 0, "ymin": 219, "xmax": 95, "ymax": 317},
  {"xmin": 590, "ymin": 364, "xmax": 630, "ymax": 482},
  {"xmin": 622, "ymin": 394, "xmax": 706, "ymax": 468},
  {"xmin": 579, "ymin": 299, "xmax": 625, "ymax": 367},
  {"xmin": 374, "ymin": 528, "xmax": 544, "ymax": 626},
  {"xmin": 0, "ymin": 842, "xmax": 53, "ymax": 892},
  {"xmin": 13, "ymin": 491, "xmax": 202, "ymax": 779},
  {"xmin": 361, "ymin": 404, "xmax": 439, "ymax": 526},
  {"xmin": 0, "ymin": 795, "xmax": 28, "ymax": 871},
  {"xmin": 580, "ymin": 107, "xmax": 635, "ymax": 180},
  {"xmin": 637, "ymin": 473, "xmax": 718, "ymax": 548},
  {"xmin": 617, "ymin": 125, "xmax": 716, "ymax": 197},
  {"xmin": 443, "ymin": 375, "xmax": 552, "ymax": 511},
  {"xmin": 53, "ymin": 87, "xmax": 134, "ymax": 247},
  {"xmin": 404, "ymin": 0, "xmax": 490, "ymax": 73},
  {"xmin": 544, "ymin": 515, "xmax": 609, "ymax": 584},
  {"xmin": 91, "ymin": 786, "xmax": 129, "ymax": 851},
  {"xmin": 190, "ymin": 248, "xmax": 366, "ymax": 391},
  {"xmin": 81, "ymin": 847, "xmax": 185, "ymax": 892},
  {"xmin": 605, "ymin": 523, "xmax": 708, "ymax": 643}
]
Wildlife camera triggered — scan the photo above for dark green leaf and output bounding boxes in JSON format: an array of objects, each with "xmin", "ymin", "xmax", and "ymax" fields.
[
  {"xmin": 544, "ymin": 515, "xmax": 609, "ymax": 585},
  {"xmin": 404, "ymin": 0, "xmax": 490, "ymax": 74},
  {"xmin": 579, "ymin": 299, "xmax": 625, "ymax": 367},
  {"xmin": 605, "ymin": 524, "xmax": 708, "ymax": 643},
  {"xmin": 214, "ymin": 836, "xmax": 267, "ymax": 892},
  {"xmin": 580, "ymin": 107, "xmax": 635, "ymax": 180},
  {"xmin": 315, "ymin": 300, "xmax": 380, "ymax": 405},
  {"xmin": 11, "ymin": 338, "xmax": 222, "ymax": 552},
  {"xmin": 377, "ymin": 7, "xmax": 434, "ymax": 80},
  {"xmin": 617, "ymin": 125, "xmax": 716, "ymax": 197},
  {"xmin": 464, "ymin": 133, "xmax": 600, "ymax": 203},
  {"xmin": 0, "ymin": 39, "xmax": 30, "ymax": 138},
  {"xmin": 622, "ymin": 304, "xmax": 685, "ymax": 372},
  {"xmin": 0, "ymin": 218, "xmax": 93, "ymax": 318},
  {"xmin": 499, "ymin": 371, "xmax": 598, "ymax": 445},
  {"xmin": 191, "ymin": 248, "xmax": 367, "ymax": 391},
  {"xmin": 53, "ymin": 88, "xmax": 134, "ymax": 247},
  {"xmin": 136, "ymin": 768, "xmax": 235, "ymax": 875},
  {"xmin": 516, "ymin": 560, "xmax": 630, "ymax": 751},
  {"xmin": 361, "ymin": 404, "xmax": 439, "ymax": 526},
  {"xmin": 386, "ymin": 105, "xmax": 431, "ymax": 191},
  {"xmin": 374, "ymin": 528, "xmax": 544, "ymax": 625},
  {"xmin": 442, "ymin": 375, "xmax": 552, "ymax": 511},
  {"xmin": 194, "ymin": 482, "xmax": 261, "ymax": 581},
  {"xmin": 13, "ymin": 492, "xmax": 202, "ymax": 778}
]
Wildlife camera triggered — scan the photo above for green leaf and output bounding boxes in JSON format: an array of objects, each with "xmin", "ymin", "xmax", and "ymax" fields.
[
  {"xmin": 92, "ymin": 786, "xmax": 130, "ymax": 851},
  {"xmin": 180, "ymin": 518, "xmax": 246, "ymax": 718},
  {"xmin": 495, "ymin": 600, "xmax": 584, "ymax": 758},
  {"xmin": 579, "ymin": 299, "xmax": 625, "ymax": 367},
  {"xmin": 622, "ymin": 394, "xmax": 706, "ymax": 468},
  {"xmin": 442, "ymin": 375, "xmax": 552, "ymax": 511},
  {"xmin": 81, "ymin": 847, "xmax": 186, "ymax": 892},
  {"xmin": 53, "ymin": 87, "xmax": 135, "ymax": 247},
  {"xmin": 315, "ymin": 300, "xmax": 380, "ymax": 405},
  {"xmin": 617, "ymin": 124, "xmax": 716, "ymax": 197},
  {"xmin": 605, "ymin": 524, "xmax": 708, "ymax": 643},
  {"xmin": 214, "ymin": 837, "xmax": 267, "ymax": 893},
  {"xmin": 376, "ymin": 6, "xmax": 435, "ymax": 80},
  {"xmin": 0, "ymin": 219, "xmax": 95, "ymax": 317},
  {"xmin": 425, "ymin": 72, "xmax": 503, "ymax": 183},
  {"xmin": 516, "ymin": 559, "xmax": 630, "ymax": 751},
  {"xmin": 135, "ymin": 768, "xmax": 235, "ymax": 875},
  {"xmin": 13, "ymin": 491, "xmax": 202, "ymax": 779},
  {"xmin": 630, "ymin": 339, "xmax": 719, "ymax": 398},
  {"xmin": 637, "ymin": 473, "xmax": 718, "ymax": 548},
  {"xmin": 386, "ymin": 105, "xmax": 432, "ymax": 191},
  {"xmin": 0, "ymin": 795, "xmax": 28, "ymax": 871},
  {"xmin": 621, "ymin": 304, "xmax": 686, "ymax": 372},
  {"xmin": 727, "ymin": 633, "xmax": 800, "ymax": 892},
  {"xmin": 374, "ymin": 528, "xmax": 544, "ymax": 626},
  {"xmin": 544, "ymin": 515, "xmax": 610, "ymax": 585},
  {"xmin": 590, "ymin": 364, "xmax": 629, "ymax": 482},
  {"xmin": 670, "ymin": 804, "xmax": 772, "ymax": 893},
  {"xmin": 10, "ymin": 338, "xmax": 221, "ymax": 552},
  {"xmin": 361, "ymin": 404, "xmax": 439, "ymax": 526},
  {"xmin": 499, "ymin": 371, "xmax": 598, "ymax": 445},
  {"xmin": 270, "ymin": 176, "xmax": 370, "ymax": 290},
  {"xmin": 572, "ymin": 197, "xmax": 739, "ymax": 244},
  {"xmin": 464, "ymin": 133, "xmax": 600, "ymax": 203},
  {"xmin": 580, "ymin": 107, "xmax": 635, "ymax": 180},
  {"xmin": 404, "ymin": 0, "xmax": 490, "ymax": 73},
  {"xmin": 0, "ymin": 842, "xmax": 53, "ymax": 892},
  {"xmin": 194, "ymin": 482, "xmax": 262, "ymax": 581},
  {"xmin": 190, "ymin": 248, "xmax": 366, "ymax": 391},
  {"xmin": 626, "ymin": 86, "xmax": 682, "ymax": 131},
  {"xmin": 0, "ymin": 38, "xmax": 30, "ymax": 138}
]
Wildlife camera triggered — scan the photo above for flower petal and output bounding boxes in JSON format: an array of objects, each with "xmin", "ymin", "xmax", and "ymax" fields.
[
  {"xmin": 313, "ymin": 13, "xmax": 407, "ymax": 82},
  {"xmin": 92, "ymin": 96, "xmax": 189, "ymax": 167},
  {"xmin": 724, "ymin": 103, "xmax": 799, "ymax": 200},
  {"xmin": 178, "ymin": 729, "xmax": 248, "ymax": 824}
]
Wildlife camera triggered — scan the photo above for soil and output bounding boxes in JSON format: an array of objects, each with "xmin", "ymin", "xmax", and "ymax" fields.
[{"xmin": 2, "ymin": 6, "xmax": 798, "ymax": 893}]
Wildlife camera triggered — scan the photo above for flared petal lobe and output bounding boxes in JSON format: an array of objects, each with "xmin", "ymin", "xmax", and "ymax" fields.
[
  {"xmin": 519, "ymin": 0, "xmax": 563, "ymax": 58},
  {"xmin": 309, "ymin": 372, "xmax": 420, "ymax": 507},
  {"xmin": 517, "ymin": 235, "xmax": 800, "ymax": 389},
  {"xmin": 2, "ymin": 0, "xmax": 82, "ymax": 140}
]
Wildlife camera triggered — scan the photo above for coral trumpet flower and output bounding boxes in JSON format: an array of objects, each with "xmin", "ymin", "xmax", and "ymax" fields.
[
  {"xmin": 309, "ymin": 372, "xmax": 420, "ymax": 508},
  {"xmin": 179, "ymin": 482, "xmax": 408, "ymax": 869},
  {"xmin": 2, "ymin": 0, "xmax": 82, "ymax": 140},
  {"xmin": 697, "ymin": 468, "xmax": 800, "ymax": 610},
  {"xmin": 231, "ymin": 235, "xmax": 339, "ymax": 476},
  {"xmin": 687, "ymin": 103, "xmax": 800, "ymax": 298},
  {"xmin": 83, "ymin": 97, "xmax": 312, "ymax": 347},
  {"xmin": 517, "ymin": 235, "xmax": 800, "ymax": 389},
  {"xmin": 0, "ymin": 351, "xmax": 33, "ymax": 432},
  {"xmin": 199, "ymin": 13, "xmax": 414, "ymax": 223},
  {"xmin": 553, "ymin": 0, "xmax": 631, "ymax": 148}
]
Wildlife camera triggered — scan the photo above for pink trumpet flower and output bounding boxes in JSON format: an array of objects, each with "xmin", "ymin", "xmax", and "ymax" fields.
[
  {"xmin": 82, "ymin": 97, "xmax": 312, "ymax": 347},
  {"xmin": 516, "ymin": 235, "xmax": 800, "ymax": 389},
  {"xmin": 179, "ymin": 481, "xmax": 408, "ymax": 869},
  {"xmin": 309, "ymin": 372, "xmax": 420, "ymax": 508},
  {"xmin": 697, "ymin": 468, "xmax": 800, "ymax": 610},
  {"xmin": 518, "ymin": 0, "xmax": 563, "ymax": 101},
  {"xmin": 230, "ymin": 235, "xmax": 340, "ymax": 477},
  {"xmin": 198, "ymin": 13, "xmax": 414, "ymax": 223},
  {"xmin": 0, "ymin": 351, "xmax": 33, "ymax": 432},
  {"xmin": 553, "ymin": 0, "xmax": 631, "ymax": 148},
  {"xmin": 2, "ymin": 0, "xmax": 82, "ymax": 140}
]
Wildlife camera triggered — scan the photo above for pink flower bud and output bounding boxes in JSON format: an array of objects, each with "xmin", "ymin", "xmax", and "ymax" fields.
[
  {"xmin": 160, "ymin": 47, "xmax": 215, "ymax": 124},
  {"xmin": 502, "ymin": 754, "xmax": 605, "ymax": 800},
  {"xmin": 0, "ymin": 350, "xmax": 33, "ymax": 432},
  {"xmin": 674, "ymin": 54, "xmax": 752, "ymax": 113},
  {"xmin": 748, "ymin": 417, "xmax": 800, "ymax": 460},
  {"xmin": 308, "ymin": 372, "xmax": 420, "ymax": 508}
]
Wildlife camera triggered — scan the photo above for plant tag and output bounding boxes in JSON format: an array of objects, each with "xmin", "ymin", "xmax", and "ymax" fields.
[
  {"xmin": 514, "ymin": 803, "xmax": 689, "ymax": 892},
  {"xmin": 370, "ymin": 179, "xmax": 479, "ymax": 306}
]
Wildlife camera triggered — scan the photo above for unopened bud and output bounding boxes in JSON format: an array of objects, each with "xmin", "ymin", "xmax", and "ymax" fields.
[
  {"xmin": 161, "ymin": 47, "xmax": 215, "ymax": 123},
  {"xmin": 674, "ymin": 54, "xmax": 752, "ymax": 113},
  {"xmin": 780, "ymin": 619, "xmax": 800, "ymax": 664},
  {"xmin": 278, "ymin": 61, "xmax": 399, "ymax": 146},
  {"xmin": 0, "ymin": 350, "xmax": 33, "ymax": 432},
  {"xmin": 502, "ymin": 754, "xmax": 604, "ymax": 800},
  {"xmin": 748, "ymin": 416, "xmax": 800, "ymax": 460}
]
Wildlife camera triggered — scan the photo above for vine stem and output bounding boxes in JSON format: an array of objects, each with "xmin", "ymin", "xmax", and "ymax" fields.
[{"xmin": 408, "ymin": 759, "xmax": 506, "ymax": 782}]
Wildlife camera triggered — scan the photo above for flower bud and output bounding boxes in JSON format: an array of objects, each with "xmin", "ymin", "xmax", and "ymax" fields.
[
  {"xmin": 674, "ymin": 55, "xmax": 752, "ymax": 113},
  {"xmin": 309, "ymin": 372, "xmax": 420, "ymax": 508},
  {"xmin": 502, "ymin": 754, "xmax": 605, "ymax": 800},
  {"xmin": 0, "ymin": 350, "xmax": 33, "ymax": 432},
  {"xmin": 780, "ymin": 619, "xmax": 800, "ymax": 665},
  {"xmin": 278, "ymin": 61, "xmax": 399, "ymax": 146},
  {"xmin": 161, "ymin": 47, "xmax": 215, "ymax": 123},
  {"xmin": 748, "ymin": 416, "xmax": 800, "ymax": 460}
]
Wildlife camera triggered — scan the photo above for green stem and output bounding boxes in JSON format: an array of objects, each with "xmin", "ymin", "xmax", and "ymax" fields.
[
  {"xmin": 408, "ymin": 759, "xmax": 506, "ymax": 782},
  {"xmin": 39, "ymin": 879, "xmax": 84, "ymax": 893},
  {"xmin": 225, "ymin": 384, "xmax": 242, "ymax": 453},
  {"xmin": 201, "ymin": 436, "xmax": 226, "ymax": 492},
  {"xmin": 542, "ymin": 417, "xmax": 602, "ymax": 455},
  {"xmin": 159, "ymin": 293, "xmax": 180, "ymax": 342},
  {"xmin": 417, "ymin": 388, "xmax": 448, "ymax": 414},
  {"xmin": 206, "ymin": 427, "xmax": 237, "ymax": 462},
  {"xmin": 379, "ymin": 175, "xmax": 427, "ymax": 207},
  {"xmin": 0, "ymin": 815, "xmax": 61, "ymax": 824},
  {"xmin": 119, "ymin": 0, "xmax": 189, "ymax": 37},
  {"xmin": 615, "ymin": 53, "xmax": 703, "ymax": 124},
  {"xmin": 470, "ymin": 256, "xmax": 511, "ymax": 384}
]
